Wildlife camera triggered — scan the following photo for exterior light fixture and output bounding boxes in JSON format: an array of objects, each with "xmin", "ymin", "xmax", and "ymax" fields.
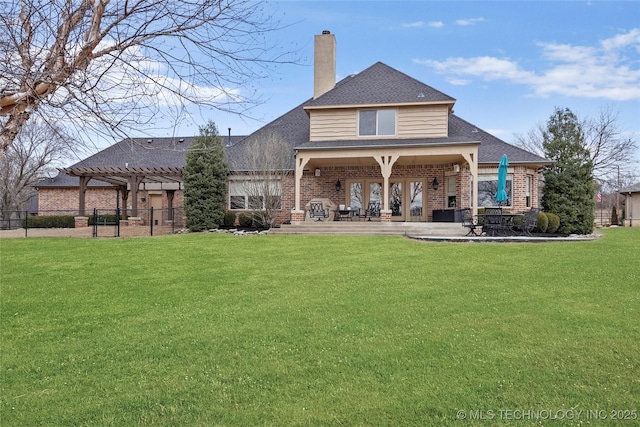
[
  {"xmin": 432, "ymin": 177, "xmax": 439, "ymax": 190},
  {"xmin": 335, "ymin": 179, "xmax": 342, "ymax": 192}
]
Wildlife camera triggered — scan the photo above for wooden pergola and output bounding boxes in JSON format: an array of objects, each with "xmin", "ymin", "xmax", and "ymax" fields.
[{"xmin": 61, "ymin": 166, "xmax": 183, "ymax": 216}]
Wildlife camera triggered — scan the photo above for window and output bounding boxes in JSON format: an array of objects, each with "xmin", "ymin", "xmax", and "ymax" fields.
[
  {"xmin": 446, "ymin": 175, "xmax": 457, "ymax": 208},
  {"xmin": 230, "ymin": 179, "xmax": 281, "ymax": 210},
  {"xmin": 478, "ymin": 174, "xmax": 512, "ymax": 207},
  {"xmin": 359, "ymin": 109, "xmax": 396, "ymax": 136},
  {"xmin": 526, "ymin": 175, "xmax": 532, "ymax": 207}
]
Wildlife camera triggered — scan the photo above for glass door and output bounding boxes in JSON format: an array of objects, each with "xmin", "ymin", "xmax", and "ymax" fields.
[
  {"xmin": 408, "ymin": 180, "xmax": 424, "ymax": 221},
  {"xmin": 389, "ymin": 181, "xmax": 404, "ymax": 220}
]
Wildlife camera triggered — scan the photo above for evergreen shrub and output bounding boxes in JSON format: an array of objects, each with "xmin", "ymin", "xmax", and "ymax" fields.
[
  {"xmin": 238, "ymin": 213, "xmax": 253, "ymax": 228},
  {"xmin": 22, "ymin": 215, "xmax": 75, "ymax": 228},
  {"xmin": 546, "ymin": 213, "xmax": 560, "ymax": 234},
  {"xmin": 223, "ymin": 211, "xmax": 237, "ymax": 228},
  {"xmin": 536, "ymin": 212, "xmax": 549, "ymax": 233}
]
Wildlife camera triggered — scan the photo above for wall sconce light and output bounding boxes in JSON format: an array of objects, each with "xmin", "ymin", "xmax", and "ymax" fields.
[
  {"xmin": 453, "ymin": 164, "xmax": 460, "ymax": 173},
  {"xmin": 335, "ymin": 179, "xmax": 342, "ymax": 192},
  {"xmin": 432, "ymin": 177, "xmax": 439, "ymax": 190},
  {"xmin": 141, "ymin": 196, "xmax": 146, "ymax": 202},
  {"xmin": 315, "ymin": 168, "xmax": 321, "ymax": 177}
]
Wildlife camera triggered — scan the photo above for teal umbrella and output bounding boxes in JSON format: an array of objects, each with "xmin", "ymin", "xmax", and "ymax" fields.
[{"xmin": 495, "ymin": 154, "xmax": 509, "ymax": 205}]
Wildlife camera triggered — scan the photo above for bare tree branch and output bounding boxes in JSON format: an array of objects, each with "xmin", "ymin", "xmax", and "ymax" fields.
[{"xmin": 1, "ymin": 0, "xmax": 298, "ymax": 153}]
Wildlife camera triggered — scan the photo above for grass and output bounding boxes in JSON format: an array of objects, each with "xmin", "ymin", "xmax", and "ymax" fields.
[{"xmin": 1, "ymin": 229, "xmax": 639, "ymax": 426}]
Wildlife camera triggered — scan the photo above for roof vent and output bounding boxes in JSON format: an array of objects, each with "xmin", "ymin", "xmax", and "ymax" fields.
[
  {"xmin": 322, "ymin": 30, "xmax": 331, "ymax": 34},
  {"xmin": 146, "ymin": 139, "xmax": 153, "ymax": 143},
  {"xmin": 417, "ymin": 92, "xmax": 425, "ymax": 98},
  {"xmin": 178, "ymin": 138, "xmax": 185, "ymax": 143}
]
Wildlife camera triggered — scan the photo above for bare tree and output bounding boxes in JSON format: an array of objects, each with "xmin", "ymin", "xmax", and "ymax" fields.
[
  {"xmin": 1, "ymin": 121, "xmax": 77, "ymax": 226},
  {"xmin": 0, "ymin": 0, "xmax": 295, "ymax": 153},
  {"xmin": 229, "ymin": 130, "xmax": 292, "ymax": 228},
  {"xmin": 514, "ymin": 106, "xmax": 638, "ymax": 189}
]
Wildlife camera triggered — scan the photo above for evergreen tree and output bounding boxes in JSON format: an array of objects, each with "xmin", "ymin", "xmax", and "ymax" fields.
[
  {"xmin": 541, "ymin": 108, "xmax": 596, "ymax": 235},
  {"xmin": 183, "ymin": 121, "xmax": 228, "ymax": 231}
]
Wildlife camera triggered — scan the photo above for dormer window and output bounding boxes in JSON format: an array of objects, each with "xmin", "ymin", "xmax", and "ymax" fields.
[{"xmin": 359, "ymin": 109, "xmax": 396, "ymax": 136}]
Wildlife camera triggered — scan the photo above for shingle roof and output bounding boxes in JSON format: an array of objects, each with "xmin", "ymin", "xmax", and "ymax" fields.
[
  {"xmin": 305, "ymin": 62, "xmax": 456, "ymax": 107},
  {"xmin": 448, "ymin": 114, "xmax": 550, "ymax": 164},
  {"xmin": 49, "ymin": 62, "xmax": 549, "ymax": 187},
  {"xmin": 35, "ymin": 172, "xmax": 114, "ymax": 188},
  {"xmin": 620, "ymin": 182, "xmax": 640, "ymax": 193}
]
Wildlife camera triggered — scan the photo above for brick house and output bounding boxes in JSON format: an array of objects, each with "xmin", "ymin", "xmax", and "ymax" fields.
[{"xmin": 36, "ymin": 31, "xmax": 550, "ymax": 226}]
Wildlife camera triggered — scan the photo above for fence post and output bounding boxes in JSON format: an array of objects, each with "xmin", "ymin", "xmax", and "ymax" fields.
[
  {"xmin": 92, "ymin": 208, "xmax": 97, "ymax": 237},
  {"xmin": 24, "ymin": 210, "xmax": 28, "ymax": 238},
  {"xmin": 150, "ymin": 207, "xmax": 154, "ymax": 236},
  {"xmin": 116, "ymin": 208, "xmax": 121, "ymax": 237}
]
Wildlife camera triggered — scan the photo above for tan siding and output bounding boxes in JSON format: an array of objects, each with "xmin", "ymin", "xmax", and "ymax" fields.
[
  {"xmin": 397, "ymin": 105, "xmax": 449, "ymax": 138},
  {"xmin": 309, "ymin": 109, "xmax": 357, "ymax": 141}
]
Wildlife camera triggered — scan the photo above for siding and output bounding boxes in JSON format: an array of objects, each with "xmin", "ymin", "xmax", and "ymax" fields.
[
  {"xmin": 397, "ymin": 105, "xmax": 448, "ymax": 138},
  {"xmin": 309, "ymin": 104, "xmax": 450, "ymax": 141},
  {"xmin": 309, "ymin": 109, "xmax": 357, "ymax": 141}
]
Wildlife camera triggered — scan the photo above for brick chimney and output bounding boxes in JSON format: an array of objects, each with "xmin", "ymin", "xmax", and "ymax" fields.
[{"xmin": 314, "ymin": 30, "xmax": 336, "ymax": 99}]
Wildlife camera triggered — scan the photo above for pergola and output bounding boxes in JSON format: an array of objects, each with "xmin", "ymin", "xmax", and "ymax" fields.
[{"xmin": 61, "ymin": 166, "xmax": 183, "ymax": 216}]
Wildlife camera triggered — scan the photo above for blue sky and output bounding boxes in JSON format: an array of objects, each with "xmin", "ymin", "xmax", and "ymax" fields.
[{"xmin": 186, "ymin": 0, "xmax": 638, "ymax": 165}]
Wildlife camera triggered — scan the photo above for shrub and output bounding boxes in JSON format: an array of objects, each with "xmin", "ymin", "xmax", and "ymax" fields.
[
  {"xmin": 610, "ymin": 206, "xmax": 619, "ymax": 226},
  {"xmin": 546, "ymin": 213, "xmax": 560, "ymax": 234},
  {"xmin": 536, "ymin": 212, "xmax": 549, "ymax": 233},
  {"xmin": 238, "ymin": 213, "xmax": 253, "ymax": 228},
  {"xmin": 23, "ymin": 215, "xmax": 75, "ymax": 228},
  {"xmin": 223, "ymin": 211, "xmax": 237, "ymax": 228}
]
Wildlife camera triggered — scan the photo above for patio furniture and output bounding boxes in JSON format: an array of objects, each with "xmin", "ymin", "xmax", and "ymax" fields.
[
  {"xmin": 359, "ymin": 201, "xmax": 381, "ymax": 221},
  {"xmin": 519, "ymin": 209, "xmax": 539, "ymax": 236},
  {"xmin": 334, "ymin": 208, "xmax": 357, "ymax": 221},
  {"xmin": 309, "ymin": 201, "xmax": 330, "ymax": 221},
  {"xmin": 482, "ymin": 207, "xmax": 504, "ymax": 236},
  {"xmin": 462, "ymin": 208, "xmax": 481, "ymax": 236}
]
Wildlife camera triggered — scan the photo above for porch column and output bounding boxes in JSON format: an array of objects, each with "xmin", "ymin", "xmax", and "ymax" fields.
[
  {"xmin": 462, "ymin": 152, "xmax": 478, "ymax": 216},
  {"xmin": 374, "ymin": 154, "xmax": 399, "ymax": 212},
  {"xmin": 78, "ymin": 176, "xmax": 90, "ymax": 216},
  {"xmin": 128, "ymin": 176, "xmax": 144, "ymax": 217},
  {"xmin": 293, "ymin": 154, "xmax": 310, "ymax": 212}
]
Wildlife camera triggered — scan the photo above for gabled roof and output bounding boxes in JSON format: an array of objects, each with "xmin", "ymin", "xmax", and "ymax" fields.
[{"xmin": 305, "ymin": 62, "xmax": 455, "ymax": 108}]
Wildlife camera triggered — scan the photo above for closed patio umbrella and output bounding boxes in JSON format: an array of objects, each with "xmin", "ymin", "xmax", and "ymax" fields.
[{"xmin": 495, "ymin": 154, "xmax": 509, "ymax": 205}]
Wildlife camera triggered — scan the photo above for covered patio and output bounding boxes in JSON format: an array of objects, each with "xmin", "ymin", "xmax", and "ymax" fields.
[{"xmin": 290, "ymin": 140, "xmax": 480, "ymax": 223}]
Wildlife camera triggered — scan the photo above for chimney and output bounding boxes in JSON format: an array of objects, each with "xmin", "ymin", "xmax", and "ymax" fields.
[{"xmin": 314, "ymin": 30, "xmax": 336, "ymax": 99}]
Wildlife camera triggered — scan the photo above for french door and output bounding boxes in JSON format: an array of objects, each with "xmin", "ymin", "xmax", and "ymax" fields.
[{"xmin": 348, "ymin": 178, "xmax": 426, "ymax": 221}]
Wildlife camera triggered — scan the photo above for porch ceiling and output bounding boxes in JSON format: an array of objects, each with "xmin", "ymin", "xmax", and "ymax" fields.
[{"xmin": 61, "ymin": 166, "xmax": 183, "ymax": 187}]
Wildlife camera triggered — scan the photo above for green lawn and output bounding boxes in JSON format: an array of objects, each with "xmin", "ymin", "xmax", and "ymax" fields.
[{"xmin": 1, "ymin": 229, "xmax": 639, "ymax": 426}]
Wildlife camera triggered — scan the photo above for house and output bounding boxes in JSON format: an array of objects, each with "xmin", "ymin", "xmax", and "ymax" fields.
[
  {"xmin": 36, "ymin": 31, "xmax": 550, "ymax": 226},
  {"xmin": 619, "ymin": 183, "xmax": 640, "ymax": 227}
]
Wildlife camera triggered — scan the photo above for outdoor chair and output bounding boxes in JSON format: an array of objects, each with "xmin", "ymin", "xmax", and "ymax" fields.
[
  {"xmin": 482, "ymin": 207, "xmax": 504, "ymax": 236},
  {"xmin": 462, "ymin": 208, "xmax": 481, "ymax": 236},
  {"xmin": 309, "ymin": 201, "xmax": 329, "ymax": 221},
  {"xmin": 359, "ymin": 201, "xmax": 381, "ymax": 221},
  {"xmin": 519, "ymin": 209, "xmax": 539, "ymax": 236}
]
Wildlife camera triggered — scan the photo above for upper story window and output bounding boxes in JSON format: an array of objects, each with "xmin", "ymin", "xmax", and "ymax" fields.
[{"xmin": 359, "ymin": 109, "xmax": 396, "ymax": 136}]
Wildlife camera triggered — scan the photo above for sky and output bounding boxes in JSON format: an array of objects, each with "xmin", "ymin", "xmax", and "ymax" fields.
[{"xmin": 86, "ymin": 1, "xmax": 640, "ymax": 167}]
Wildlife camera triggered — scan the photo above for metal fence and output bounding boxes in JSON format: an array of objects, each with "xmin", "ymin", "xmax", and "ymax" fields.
[{"xmin": 1, "ymin": 207, "xmax": 186, "ymax": 238}]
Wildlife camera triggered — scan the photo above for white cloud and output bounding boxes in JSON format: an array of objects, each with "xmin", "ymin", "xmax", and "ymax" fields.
[
  {"xmin": 428, "ymin": 21, "xmax": 444, "ymax": 28},
  {"xmin": 413, "ymin": 28, "xmax": 640, "ymax": 101},
  {"xmin": 402, "ymin": 21, "xmax": 424, "ymax": 28},
  {"xmin": 456, "ymin": 17, "xmax": 486, "ymax": 26}
]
